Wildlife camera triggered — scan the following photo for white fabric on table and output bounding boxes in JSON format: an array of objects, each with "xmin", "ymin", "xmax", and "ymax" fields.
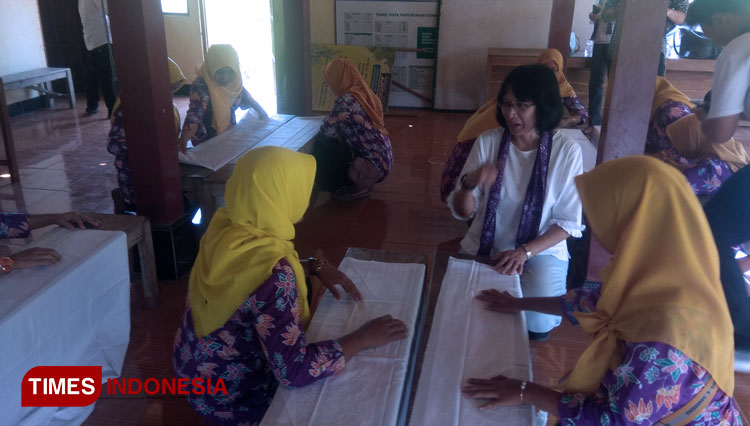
[
  {"xmin": 409, "ymin": 257, "xmax": 535, "ymax": 426},
  {"xmin": 261, "ymin": 258, "xmax": 425, "ymax": 426},
  {"xmin": 0, "ymin": 228, "xmax": 130, "ymax": 426},
  {"xmin": 254, "ymin": 116, "xmax": 325, "ymax": 154},
  {"xmin": 178, "ymin": 114, "xmax": 292, "ymax": 171}
]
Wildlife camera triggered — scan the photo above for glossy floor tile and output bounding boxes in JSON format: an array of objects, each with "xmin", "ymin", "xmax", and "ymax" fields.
[{"xmin": 4, "ymin": 100, "xmax": 748, "ymax": 425}]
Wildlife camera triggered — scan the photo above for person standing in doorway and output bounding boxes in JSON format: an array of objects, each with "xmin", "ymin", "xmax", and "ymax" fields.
[
  {"xmin": 587, "ymin": 1, "xmax": 612, "ymax": 126},
  {"xmin": 78, "ymin": 0, "xmax": 117, "ymax": 117}
]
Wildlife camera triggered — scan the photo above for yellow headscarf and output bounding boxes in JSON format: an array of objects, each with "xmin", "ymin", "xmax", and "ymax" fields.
[
  {"xmin": 189, "ymin": 146, "xmax": 316, "ymax": 337},
  {"xmin": 568, "ymin": 156, "xmax": 734, "ymax": 396},
  {"xmin": 455, "ymin": 97, "xmax": 500, "ymax": 142},
  {"xmin": 195, "ymin": 44, "xmax": 243, "ymax": 135},
  {"xmin": 665, "ymin": 113, "xmax": 750, "ymax": 172},
  {"xmin": 323, "ymin": 58, "xmax": 388, "ymax": 135},
  {"xmin": 651, "ymin": 76, "xmax": 694, "ymax": 120},
  {"xmin": 537, "ymin": 49, "xmax": 576, "ymax": 98},
  {"xmin": 110, "ymin": 57, "xmax": 185, "ymax": 135}
]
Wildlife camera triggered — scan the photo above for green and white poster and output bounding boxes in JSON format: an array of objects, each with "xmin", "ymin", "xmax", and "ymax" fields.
[{"xmin": 335, "ymin": 0, "xmax": 438, "ymax": 108}]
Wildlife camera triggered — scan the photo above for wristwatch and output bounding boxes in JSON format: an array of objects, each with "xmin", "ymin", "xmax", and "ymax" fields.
[
  {"xmin": 307, "ymin": 257, "xmax": 327, "ymax": 276},
  {"xmin": 520, "ymin": 244, "xmax": 532, "ymax": 261},
  {"xmin": 0, "ymin": 256, "xmax": 14, "ymax": 273},
  {"xmin": 460, "ymin": 174, "xmax": 477, "ymax": 190}
]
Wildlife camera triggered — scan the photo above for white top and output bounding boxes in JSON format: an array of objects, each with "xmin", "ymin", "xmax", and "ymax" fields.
[
  {"xmin": 78, "ymin": 0, "xmax": 111, "ymax": 51},
  {"xmin": 448, "ymin": 129, "xmax": 584, "ymax": 260},
  {"xmin": 707, "ymin": 33, "xmax": 750, "ymax": 120}
]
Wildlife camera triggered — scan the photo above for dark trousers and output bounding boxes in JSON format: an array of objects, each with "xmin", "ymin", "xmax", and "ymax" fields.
[
  {"xmin": 657, "ymin": 52, "xmax": 666, "ymax": 77},
  {"xmin": 587, "ymin": 43, "xmax": 610, "ymax": 126},
  {"xmin": 704, "ymin": 165, "xmax": 750, "ymax": 350},
  {"xmin": 86, "ymin": 43, "xmax": 117, "ymax": 113}
]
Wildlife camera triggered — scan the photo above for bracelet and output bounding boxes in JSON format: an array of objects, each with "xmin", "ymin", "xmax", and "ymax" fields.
[
  {"xmin": 520, "ymin": 244, "xmax": 532, "ymax": 260},
  {"xmin": 519, "ymin": 380, "xmax": 528, "ymax": 403},
  {"xmin": 0, "ymin": 256, "xmax": 14, "ymax": 273}
]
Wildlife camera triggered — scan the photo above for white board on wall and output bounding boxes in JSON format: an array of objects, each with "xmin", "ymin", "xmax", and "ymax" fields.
[
  {"xmin": 434, "ymin": 0, "xmax": 554, "ymax": 111},
  {"xmin": 335, "ymin": 0, "xmax": 438, "ymax": 108}
]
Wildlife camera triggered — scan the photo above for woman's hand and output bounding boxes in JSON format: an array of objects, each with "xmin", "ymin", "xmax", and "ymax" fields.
[
  {"xmin": 466, "ymin": 163, "xmax": 499, "ymax": 189},
  {"xmin": 178, "ymin": 123, "xmax": 198, "ymax": 153},
  {"xmin": 11, "ymin": 247, "xmax": 62, "ymax": 269},
  {"xmin": 462, "ymin": 375, "xmax": 524, "ymax": 409},
  {"xmin": 55, "ymin": 212, "xmax": 99, "ymax": 230},
  {"xmin": 340, "ymin": 315, "xmax": 408, "ymax": 359},
  {"xmin": 313, "ymin": 258, "xmax": 363, "ymax": 301},
  {"xmin": 476, "ymin": 289, "xmax": 523, "ymax": 314},
  {"xmin": 492, "ymin": 248, "xmax": 527, "ymax": 275},
  {"xmin": 309, "ymin": 275, "xmax": 327, "ymax": 314}
]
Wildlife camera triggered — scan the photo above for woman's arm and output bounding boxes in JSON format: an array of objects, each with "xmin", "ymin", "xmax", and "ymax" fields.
[
  {"xmin": 493, "ymin": 225, "xmax": 570, "ymax": 275},
  {"xmin": 179, "ymin": 79, "xmax": 210, "ymax": 149},
  {"xmin": 239, "ymin": 89, "xmax": 268, "ymax": 119}
]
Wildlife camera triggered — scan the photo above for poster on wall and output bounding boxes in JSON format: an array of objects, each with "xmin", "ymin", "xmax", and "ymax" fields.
[
  {"xmin": 311, "ymin": 44, "xmax": 396, "ymax": 112},
  {"xmin": 335, "ymin": 0, "xmax": 438, "ymax": 108}
]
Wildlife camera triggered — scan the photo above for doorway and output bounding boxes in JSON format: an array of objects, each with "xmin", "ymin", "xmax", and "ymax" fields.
[{"xmin": 203, "ymin": 0, "xmax": 278, "ymax": 116}]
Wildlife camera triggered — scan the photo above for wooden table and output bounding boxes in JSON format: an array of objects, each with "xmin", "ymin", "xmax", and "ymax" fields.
[{"xmin": 85, "ymin": 212, "xmax": 158, "ymax": 307}]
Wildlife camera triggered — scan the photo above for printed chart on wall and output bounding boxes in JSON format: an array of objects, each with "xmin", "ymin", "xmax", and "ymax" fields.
[{"xmin": 335, "ymin": 0, "xmax": 438, "ymax": 108}]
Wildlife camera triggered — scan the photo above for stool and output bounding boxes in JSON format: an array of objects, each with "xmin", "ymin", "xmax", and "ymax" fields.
[{"xmin": 85, "ymin": 212, "xmax": 159, "ymax": 307}]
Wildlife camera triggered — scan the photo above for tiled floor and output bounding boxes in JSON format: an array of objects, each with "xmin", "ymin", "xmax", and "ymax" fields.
[{"xmin": 3, "ymin": 97, "xmax": 749, "ymax": 425}]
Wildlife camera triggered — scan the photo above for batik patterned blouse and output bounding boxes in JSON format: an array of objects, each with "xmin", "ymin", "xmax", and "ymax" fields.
[
  {"xmin": 320, "ymin": 93, "xmax": 393, "ymax": 182},
  {"xmin": 562, "ymin": 95, "xmax": 590, "ymax": 124},
  {"xmin": 182, "ymin": 77, "xmax": 253, "ymax": 146},
  {"xmin": 558, "ymin": 283, "xmax": 743, "ymax": 425},
  {"xmin": 173, "ymin": 258, "xmax": 345, "ymax": 425},
  {"xmin": 0, "ymin": 213, "xmax": 30, "ymax": 239}
]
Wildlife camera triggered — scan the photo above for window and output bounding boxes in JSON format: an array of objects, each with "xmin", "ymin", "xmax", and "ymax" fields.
[{"xmin": 161, "ymin": 0, "xmax": 188, "ymax": 15}]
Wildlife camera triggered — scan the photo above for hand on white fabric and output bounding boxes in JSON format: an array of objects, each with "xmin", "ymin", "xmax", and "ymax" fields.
[
  {"xmin": 313, "ymin": 251, "xmax": 363, "ymax": 301},
  {"xmin": 492, "ymin": 248, "xmax": 527, "ymax": 275},
  {"xmin": 476, "ymin": 289, "xmax": 523, "ymax": 314},
  {"xmin": 54, "ymin": 212, "xmax": 100, "ymax": 230},
  {"xmin": 179, "ymin": 123, "xmax": 198, "ymax": 153},
  {"xmin": 353, "ymin": 315, "xmax": 408, "ymax": 349},
  {"xmin": 462, "ymin": 375, "xmax": 524, "ymax": 409},
  {"xmin": 467, "ymin": 163, "xmax": 499, "ymax": 189},
  {"xmin": 11, "ymin": 247, "xmax": 62, "ymax": 269}
]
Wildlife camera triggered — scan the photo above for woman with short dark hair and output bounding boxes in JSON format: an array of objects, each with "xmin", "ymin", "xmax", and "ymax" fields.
[{"xmin": 448, "ymin": 64, "xmax": 584, "ymax": 340}]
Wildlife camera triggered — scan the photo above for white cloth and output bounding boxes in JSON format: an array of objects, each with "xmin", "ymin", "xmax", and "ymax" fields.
[
  {"xmin": 557, "ymin": 129, "xmax": 597, "ymax": 173},
  {"xmin": 707, "ymin": 33, "xmax": 750, "ymax": 121},
  {"xmin": 447, "ymin": 129, "xmax": 584, "ymax": 260},
  {"xmin": 178, "ymin": 115, "xmax": 291, "ymax": 171},
  {"xmin": 0, "ymin": 228, "xmax": 130, "ymax": 426},
  {"xmin": 178, "ymin": 115, "xmax": 324, "ymax": 171},
  {"xmin": 78, "ymin": 0, "xmax": 111, "ymax": 51},
  {"xmin": 409, "ymin": 257, "xmax": 535, "ymax": 426},
  {"xmin": 261, "ymin": 258, "xmax": 426, "ymax": 426}
]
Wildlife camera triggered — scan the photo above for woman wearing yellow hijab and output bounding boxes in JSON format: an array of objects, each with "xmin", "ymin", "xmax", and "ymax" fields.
[
  {"xmin": 107, "ymin": 57, "xmax": 186, "ymax": 213},
  {"xmin": 647, "ymin": 76, "xmax": 743, "ymax": 196},
  {"xmin": 537, "ymin": 48, "xmax": 589, "ymax": 128},
  {"xmin": 314, "ymin": 58, "xmax": 393, "ymax": 201},
  {"xmin": 440, "ymin": 49, "xmax": 588, "ymax": 203},
  {"xmin": 463, "ymin": 156, "xmax": 743, "ymax": 425},
  {"xmin": 173, "ymin": 146, "xmax": 408, "ymax": 425},
  {"xmin": 178, "ymin": 44, "xmax": 268, "ymax": 151}
]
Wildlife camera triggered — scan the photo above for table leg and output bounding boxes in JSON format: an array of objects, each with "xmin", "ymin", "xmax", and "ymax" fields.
[
  {"xmin": 0, "ymin": 78, "xmax": 20, "ymax": 184},
  {"xmin": 65, "ymin": 69, "xmax": 76, "ymax": 109},
  {"xmin": 138, "ymin": 219, "xmax": 159, "ymax": 307}
]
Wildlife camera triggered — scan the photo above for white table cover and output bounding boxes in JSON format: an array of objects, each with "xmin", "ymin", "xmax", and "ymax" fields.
[
  {"xmin": 178, "ymin": 114, "xmax": 292, "ymax": 171},
  {"xmin": 0, "ymin": 228, "xmax": 131, "ymax": 426},
  {"xmin": 253, "ymin": 116, "xmax": 325, "ymax": 154},
  {"xmin": 261, "ymin": 258, "xmax": 425, "ymax": 426},
  {"xmin": 409, "ymin": 257, "xmax": 534, "ymax": 426}
]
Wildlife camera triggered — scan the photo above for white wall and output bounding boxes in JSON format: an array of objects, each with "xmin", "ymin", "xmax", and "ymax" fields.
[
  {"xmin": 0, "ymin": 0, "xmax": 48, "ymax": 104},
  {"xmin": 163, "ymin": 0, "xmax": 204, "ymax": 83}
]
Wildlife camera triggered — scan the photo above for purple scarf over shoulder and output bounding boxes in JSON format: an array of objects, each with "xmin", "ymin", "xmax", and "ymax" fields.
[{"xmin": 477, "ymin": 129, "xmax": 552, "ymax": 256}]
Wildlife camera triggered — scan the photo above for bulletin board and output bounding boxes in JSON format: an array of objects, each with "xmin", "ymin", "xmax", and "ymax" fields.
[{"xmin": 335, "ymin": 0, "xmax": 438, "ymax": 108}]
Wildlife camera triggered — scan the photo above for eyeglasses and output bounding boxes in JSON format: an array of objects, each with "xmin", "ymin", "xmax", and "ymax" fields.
[{"xmin": 499, "ymin": 100, "xmax": 534, "ymax": 111}]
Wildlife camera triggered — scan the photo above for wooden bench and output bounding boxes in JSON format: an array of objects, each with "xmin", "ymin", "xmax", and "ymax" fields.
[
  {"xmin": 85, "ymin": 213, "xmax": 159, "ymax": 307},
  {"xmin": 0, "ymin": 67, "xmax": 77, "ymax": 184}
]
